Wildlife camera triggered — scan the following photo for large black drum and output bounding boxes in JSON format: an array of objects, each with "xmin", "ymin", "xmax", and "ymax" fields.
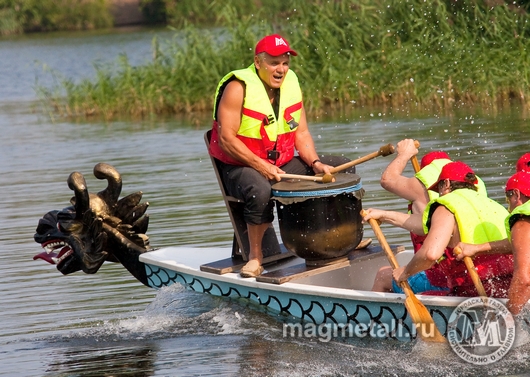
[{"xmin": 271, "ymin": 173, "xmax": 364, "ymax": 263}]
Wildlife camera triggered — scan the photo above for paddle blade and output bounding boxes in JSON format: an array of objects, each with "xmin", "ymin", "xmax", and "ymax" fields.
[
  {"xmin": 402, "ymin": 284, "xmax": 446, "ymax": 343},
  {"xmin": 361, "ymin": 209, "xmax": 446, "ymax": 343}
]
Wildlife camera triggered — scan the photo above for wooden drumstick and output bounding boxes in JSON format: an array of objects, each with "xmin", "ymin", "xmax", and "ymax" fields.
[
  {"xmin": 318, "ymin": 143, "xmax": 396, "ymax": 182},
  {"xmin": 328, "ymin": 143, "xmax": 396, "ymax": 175},
  {"xmin": 279, "ymin": 174, "xmax": 335, "ymax": 183}
]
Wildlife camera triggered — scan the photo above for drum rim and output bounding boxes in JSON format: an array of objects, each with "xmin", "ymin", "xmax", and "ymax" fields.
[
  {"xmin": 272, "ymin": 182, "xmax": 363, "ymax": 198},
  {"xmin": 271, "ymin": 173, "xmax": 361, "ymax": 194}
]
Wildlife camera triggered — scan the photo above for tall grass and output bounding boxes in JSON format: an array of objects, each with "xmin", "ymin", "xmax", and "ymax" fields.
[
  {"xmin": 141, "ymin": 0, "xmax": 294, "ymax": 28},
  {"xmin": 0, "ymin": 0, "xmax": 113, "ymax": 35},
  {"xmin": 39, "ymin": 0, "xmax": 530, "ymax": 119}
]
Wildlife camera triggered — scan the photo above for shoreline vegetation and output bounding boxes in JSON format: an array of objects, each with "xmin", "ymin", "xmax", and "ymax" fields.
[
  {"xmin": 0, "ymin": 0, "xmax": 113, "ymax": 34},
  {"xmin": 19, "ymin": 0, "xmax": 530, "ymax": 119}
]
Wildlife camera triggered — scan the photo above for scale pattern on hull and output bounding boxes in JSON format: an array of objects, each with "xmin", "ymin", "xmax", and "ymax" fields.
[{"xmin": 145, "ymin": 264, "xmax": 450, "ymax": 341}]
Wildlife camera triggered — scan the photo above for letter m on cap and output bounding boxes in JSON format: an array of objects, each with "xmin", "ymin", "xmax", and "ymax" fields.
[{"xmin": 275, "ymin": 37, "xmax": 288, "ymax": 47}]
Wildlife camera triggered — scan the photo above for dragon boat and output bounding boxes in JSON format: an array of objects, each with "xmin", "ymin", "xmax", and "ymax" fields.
[{"xmin": 32, "ymin": 162, "xmax": 494, "ymax": 342}]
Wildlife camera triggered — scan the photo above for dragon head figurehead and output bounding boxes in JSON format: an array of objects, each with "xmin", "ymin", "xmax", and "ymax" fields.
[{"xmin": 34, "ymin": 163, "xmax": 151, "ymax": 285}]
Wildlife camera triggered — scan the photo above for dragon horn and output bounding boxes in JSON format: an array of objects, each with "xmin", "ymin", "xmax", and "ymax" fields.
[
  {"xmin": 93, "ymin": 163, "xmax": 122, "ymax": 207},
  {"xmin": 67, "ymin": 171, "xmax": 90, "ymax": 220}
]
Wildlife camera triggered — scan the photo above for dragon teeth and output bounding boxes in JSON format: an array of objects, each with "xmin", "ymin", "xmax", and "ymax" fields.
[
  {"xmin": 51, "ymin": 249, "xmax": 73, "ymax": 264},
  {"xmin": 44, "ymin": 241, "xmax": 68, "ymax": 253}
]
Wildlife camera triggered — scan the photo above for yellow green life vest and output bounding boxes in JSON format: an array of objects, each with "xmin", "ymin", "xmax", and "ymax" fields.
[
  {"xmin": 506, "ymin": 199, "xmax": 530, "ymax": 239},
  {"xmin": 209, "ymin": 64, "xmax": 302, "ymax": 166},
  {"xmin": 415, "ymin": 159, "xmax": 451, "ymax": 201},
  {"xmin": 424, "ymin": 189, "xmax": 508, "ymax": 242},
  {"xmin": 423, "ymin": 188, "xmax": 512, "ymax": 290}
]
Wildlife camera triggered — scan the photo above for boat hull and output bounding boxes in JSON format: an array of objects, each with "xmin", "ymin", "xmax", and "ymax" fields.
[{"xmin": 139, "ymin": 246, "xmax": 482, "ymax": 341}]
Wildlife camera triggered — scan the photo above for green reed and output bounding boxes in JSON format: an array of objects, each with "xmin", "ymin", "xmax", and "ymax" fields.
[
  {"xmin": 0, "ymin": 0, "xmax": 112, "ymax": 35},
  {"xmin": 147, "ymin": 0, "xmax": 293, "ymax": 28},
  {"xmin": 39, "ymin": 0, "xmax": 530, "ymax": 119}
]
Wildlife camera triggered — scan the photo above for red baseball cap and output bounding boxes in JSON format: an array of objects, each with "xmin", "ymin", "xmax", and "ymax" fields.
[
  {"xmin": 255, "ymin": 34, "xmax": 297, "ymax": 57},
  {"xmin": 516, "ymin": 153, "xmax": 530, "ymax": 173},
  {"xmin": 427, "ymin": 161, "xmax": 478, "ymax": 191},
  {"xmin": 505, "ymin": 171, "xmax": 530, "ymax": 196},
  {"xmin": 420, "ymin": 151, "xmax": 451, "ymax": 169}
]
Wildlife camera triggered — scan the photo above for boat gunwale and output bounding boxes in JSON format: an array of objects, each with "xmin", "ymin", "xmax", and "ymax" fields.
[{"xmin": 139, "ymin": 246, "xmax": 487, "ymax": 309}]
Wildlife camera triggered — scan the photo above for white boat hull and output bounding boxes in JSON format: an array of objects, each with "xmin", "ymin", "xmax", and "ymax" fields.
[{"xmin": 139, "ymin": 246, "xmax": 485, "ymax": 341}]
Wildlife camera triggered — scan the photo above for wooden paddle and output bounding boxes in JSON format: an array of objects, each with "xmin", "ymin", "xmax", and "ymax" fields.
[
  {"xmin": 320, "ymin": 143, "xmax": 395, "ymax": 182},
  {"xmin": 453, "ymin": 246, "xmax": 487, "ymax": 297},
  {"xmin": 361, "ymin": 209, "xmax": 446, "ymax": 342},
  {"xmin": 279, "ymin": 173, "xmax": 334, "ymax": 183},
  {"xmin": 411, "ymin": 140, "xmax": 421, "ymax": 172}
]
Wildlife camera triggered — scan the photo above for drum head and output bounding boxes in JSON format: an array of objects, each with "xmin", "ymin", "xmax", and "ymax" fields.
[{"xmin": 272, "ymin": 173, "xmax": 363, "ymax": 204}]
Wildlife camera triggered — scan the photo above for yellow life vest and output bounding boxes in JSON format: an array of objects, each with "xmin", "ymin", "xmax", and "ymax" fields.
[
  {"xmin": 415, "ymin": 159, "xmax": 451, "ymax": 201},
  {"xmin": 209, "ymin": 64, "xmax": 302, "ymax": 166},
  {"xmin": 424, "ymin": 189, "xmax": 508, "ymax": 242},
  {"xmin": 423, "ymin": 188, "xmax": 512, "ymax": 289},
  {"xmin": 506, "ymin": 199, "xmax": 530, "ymax": 240}
]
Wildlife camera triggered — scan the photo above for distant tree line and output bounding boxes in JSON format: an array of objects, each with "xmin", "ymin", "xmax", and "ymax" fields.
[
  {"xmin": 2, "ymin": 0, "xmax": 529, "ymax": 36},
  {"xmin": 39, "ymin": 0, "xmax": 530, "ymax": 119},
  {"xmin": 141, "ymin": 0, "xmax": 530, "ymax": 29},
  {"xmin": 0, "ymin": 0, "xmax": 113, "ymax": 35}
]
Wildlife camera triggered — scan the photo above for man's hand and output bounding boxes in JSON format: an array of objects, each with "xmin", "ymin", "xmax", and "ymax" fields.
[
  {"xmin": 255, "ymin": 160, "xmax": 285, "ymax": 182},
  {"xmin": 453, "ymin": 242, "xmax": 482, "ymax": 260},
  {"xmin": 396, "ymin": 139, "xmax": 419, "ymax": 160},
  {"xmin": 392, "ymin": 266, "xmax": 408, "ymax": 284},
  {"xmin": 361, "ymin": 208, "xmax": 384, "ymax": 225},
  {"xmin": 311, "ymin": 161, "xmax": 333, "ymax": 175}
]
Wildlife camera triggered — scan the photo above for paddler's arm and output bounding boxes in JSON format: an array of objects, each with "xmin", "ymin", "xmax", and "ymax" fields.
[
  {"xmin": 380, "ymin": 139, "xmax": 428, "ymax": 208},
  {"xmin": 362, "ymin": 208, "xmax": 425, "ymax": 236},
  {"xmin": 393, "ymin": 205, "xmax": 455, "ymax": 283},
  {"xmin": 217, "ymin": 80, "xmax": 284, "ymax": 181},
  {"xmin": 453, "ymin": 238, "xmax": 512, "ymax": 260},
  {"xmin": 507, "ymin": 218, "xmax": 530, "ymax": 315}
]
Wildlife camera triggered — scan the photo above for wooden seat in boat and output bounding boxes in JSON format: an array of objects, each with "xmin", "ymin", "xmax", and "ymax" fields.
[
  {"xmin": 202, "ymin": 130, "xmax": 293, "ymax": 274},
  {"xmin": 256, "ymin": 244, "xmax": 405, "ymax": 285}
]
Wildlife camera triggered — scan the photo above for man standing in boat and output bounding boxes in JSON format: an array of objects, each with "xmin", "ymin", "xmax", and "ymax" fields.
[
  {"xmin": 393, "ymin": 161, "xmax": 513, "ymax": 297},
  {"xmin": 208, "ymin": 34, "xmax": 351, "ymax": 278}
]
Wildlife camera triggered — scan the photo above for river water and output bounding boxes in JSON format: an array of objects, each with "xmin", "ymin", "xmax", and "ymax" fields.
[{"xmin": 1, "ymin": 27, "xmax": 530, "ymax": 377}]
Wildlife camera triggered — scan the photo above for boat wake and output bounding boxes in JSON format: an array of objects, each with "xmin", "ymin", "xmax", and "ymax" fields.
[{"xmin": 25, "ymin": 283, "xmax": 530, "ymax": 377}]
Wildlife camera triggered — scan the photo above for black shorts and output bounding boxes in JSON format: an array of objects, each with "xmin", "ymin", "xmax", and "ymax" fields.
[{"xmin": 219, "ymin": 155, "xmax": 354, "ymax": 225}]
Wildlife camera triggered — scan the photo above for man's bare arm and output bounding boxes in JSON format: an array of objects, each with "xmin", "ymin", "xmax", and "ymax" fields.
[
  {"xmin": 394, "ymin": 205, "xmax": 455, "ymax": 283},
  {"xmin": 453, "ymin": 239, "xmax": 512, "ymax": 260},
  {"xmin": 380, "ymin": 139, "xmax": 428, "ymax": 206},
  {"xmin": 507, "ymin": 219, "xmax": 530, "ymax": 315},
  {"xmin": 362, "ymin": 208, "xmax": 425, "ymax": 235},
  {"xmin": 217, "ymin": 80, "xmax": 284, "ymax": 180}
]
